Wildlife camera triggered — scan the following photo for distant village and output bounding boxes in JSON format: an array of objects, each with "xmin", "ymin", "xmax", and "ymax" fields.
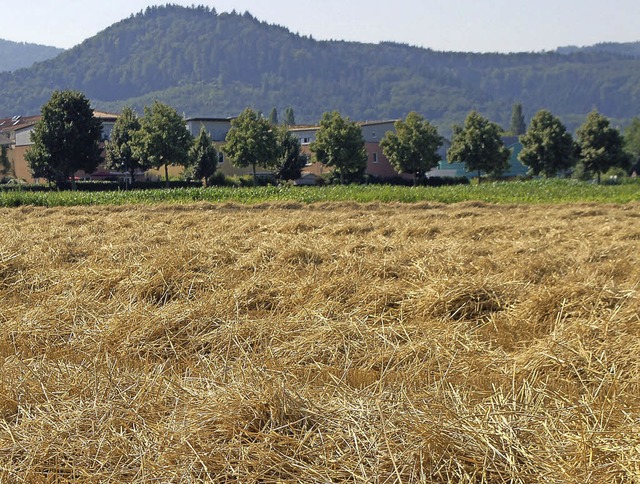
[{"xmin": 0, "ymin": 110, "xmax": 529, "ymax": 186}]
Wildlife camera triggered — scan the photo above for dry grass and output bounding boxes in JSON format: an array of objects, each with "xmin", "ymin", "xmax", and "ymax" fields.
[{"xmin": 1, "ymin": 201, "xmax": 640, "ymax": 482}]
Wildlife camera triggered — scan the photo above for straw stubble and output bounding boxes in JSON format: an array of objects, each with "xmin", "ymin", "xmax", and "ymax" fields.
[{"xmin": 1, "ymin": 201, "xmax": 639, "ymax": 482}]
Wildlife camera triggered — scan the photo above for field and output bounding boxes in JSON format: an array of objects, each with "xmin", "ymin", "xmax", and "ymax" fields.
[
  {"xmin": 1, "ymin": 178, "xmax": 640, "ymax": 207},
  {"xmin": 1, "ymin": 200, "xmax": 640, "ymax": 482}
]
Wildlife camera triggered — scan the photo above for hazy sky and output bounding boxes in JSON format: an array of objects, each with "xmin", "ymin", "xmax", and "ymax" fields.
[{"xmin": 4, "ymin": 0, "xmax": 640, "ymax": 53}]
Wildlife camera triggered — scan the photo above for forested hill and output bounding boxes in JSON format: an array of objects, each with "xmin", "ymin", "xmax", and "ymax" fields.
[
  {"xmin": 1, "ymin": 4, "xmax": 640, "ymax": 132},
  {"xmin": 0, "ymin": 39, "xmax": 64, "ymax": 72},
  {"xmin": 557, "ymin": 41, "xmax": 640, "ymax": 59}
]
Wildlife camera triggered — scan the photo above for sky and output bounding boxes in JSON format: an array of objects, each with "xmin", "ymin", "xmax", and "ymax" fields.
[{"xmin": 3, "ymin": 0, "xmax": 640, "ymax": 53}]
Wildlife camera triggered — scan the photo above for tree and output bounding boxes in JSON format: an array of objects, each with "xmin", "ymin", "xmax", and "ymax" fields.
[
  {"xmin": 187, "ymin": 127, "xmax": 218, "ymax": 186},
  {"xmin": 518, "ymin": 109, "xmax": 576, "ymax": 177},
  {"xmin": 268, "ymin": 108, "xmax": 279, "ymax": 125},
  {"xmin": 447, "ymin": 111, "xmax": 510, "ymax": 180},
  {"xmin": 283, "ymin": 107, "xmax": 296, "ymax": 126},
  {"xmin": 623, "ymin": 117, "xmax": 640, "ymax": 170},
  {"xmin": 105, "ymin": 106, "xmax": 146, "ymax": 187},
  {"xmin": 133, "ymin": 101, "xmax": 192, "ymax": 187},
  {"xmin": 24, "ymin": 90, "xmax": 103, "ymax": 188},
  {"xmin": 223, "ymin": 107, "xmax": 278, "ymax": 185},
  {"xmin": 0, "ymin": 145, "xmax": 11, "ymax": 180},
  {"xmin": 510, "ymin": 103, "xmax": 526, "ymax": 136},
  {"xmin": 274, "ymin": 125, "xmax": 307, "ymax": 181},
  {"xmin": 380, "ymin": 111, "xmax": 443, "ymax": 185},
  {"xmin": 576, "ymin": 109, "xmax": 627, "ymax": 183},
  {"xmin": 310, "ymin": 111, "xmax": 367, "ymax": 184}
]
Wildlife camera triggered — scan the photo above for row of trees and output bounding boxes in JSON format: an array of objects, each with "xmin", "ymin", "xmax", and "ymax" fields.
[
  {"xmin": 23, "ymin": 90, "xmax": 639, "ymax": 188},
  {"xmin": 309, "ymin": 104, "xmax": 637, "ymax": 185},
  {"xmin": 381, "ymin": 105, "xmax": 637, "ymax": 184},
  {"xmin": 518, "ymin": 108, "xmax": 634, "ymax": 183},
  {"xmin": 24, "ymin": 91, "xmax": 308, "ymax": 187}
]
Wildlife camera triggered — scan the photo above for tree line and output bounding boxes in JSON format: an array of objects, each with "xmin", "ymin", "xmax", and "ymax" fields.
[
  {"xmin": 22, "ymin": 91, "xmax": 640, "ymax": 189},
  {"xmin": 24, "ymin": 91, "xmax": 308, "ymax": 188}
]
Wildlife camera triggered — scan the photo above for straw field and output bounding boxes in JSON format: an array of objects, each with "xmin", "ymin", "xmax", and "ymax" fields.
[{"xmin": 1, "ymin": 201, "xmax": 639, "ymax": 482}]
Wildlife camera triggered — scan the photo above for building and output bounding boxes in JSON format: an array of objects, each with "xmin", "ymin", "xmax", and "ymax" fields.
[
  {"xmin": 0, "ymin": 112, "xmax": 119, "ymax": 183},
  {"xmin": 0, "ymin": 115, "xmax": 41, "ymax": 182},
  {"xmin": 184, "ymin": 116, "xmax": 253, "ymax": 178},
  {"xmin": 427, "ymin": 136, "xmax": 528, "ymax": 179},
  {"xmin": 289, "ymin": 120, "xmax": 405, "ymax": 181}
]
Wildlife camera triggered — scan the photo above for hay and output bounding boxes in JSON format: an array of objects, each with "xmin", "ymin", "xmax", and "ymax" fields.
[{"xmin": 0, "ymin": 202, "xmax": 639, "ymax": 481}]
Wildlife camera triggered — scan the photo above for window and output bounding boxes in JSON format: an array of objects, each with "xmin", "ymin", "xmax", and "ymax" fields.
[
  {"xmin": 218, "ymin": 153, "xmax": 224, "ymax": 164},
  {"xmin": 302, "ymin": 137, "xmax": 310, "ymax": 144},
  {"xmin": 372, "ymin": 152, "xmax": 378, "ymax": 163}
]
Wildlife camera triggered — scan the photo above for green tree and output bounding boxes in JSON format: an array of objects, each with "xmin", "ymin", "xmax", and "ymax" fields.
[
  {"xmin": 623, "ymin": 117, "xmax": 640, "ymax": 169},
  {"xmin": 518, "ymin": 109, "xmax": 576, "ymax": 177},
  {"xmin": 187, "ymin": 127, "xmax": 218, "ymax": 186},
  {"xmin": 133, "ymin": 101, "xmax": 192, "ymax": 187},
  {"xmin": 223, "ymin": 107, "xmax": 278, "ymax": 185},
  {"xmin": 0, "ymin": 145, "xmax": 11, "ymax": 179},
  {"xmin": 25, "ymin": 90, "xmax": 103, "ymax": 189},
  {"xmin": 268, "ymin": 108, "xmax": 279, "ymax": 125},
  {"xmin": 310, "ymin": 111, "xmax": 367, "ymax": 184},
  {"xmin": 448, "ymin": 111, "xmax": 510, "ymax": 180},
  {"xmin": 510, "ymin": 103, "xmax": 526, "ymax": 136},
  {"xmin": 576, "ymin": 109, "xmax": 627, "ymax": 183},
  {"xmin": 380, "ymin": 111, "xmax": 443, "ymax": 185},
  {"xmin": 274, "ymin": 125, "xmax": 307, "ymax": 181},
  {"xmin": 105, "ymin": 106, "xmax": 147, "ymax": 187},
  {"xmin": 283, "ymin": 107, "xmax": 296, "ymax": 126}
]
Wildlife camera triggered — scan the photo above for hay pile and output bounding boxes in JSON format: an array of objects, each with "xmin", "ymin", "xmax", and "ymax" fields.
[{"xmin": 1, "ymin": 201, "xmax": 639, "ymax": 482}]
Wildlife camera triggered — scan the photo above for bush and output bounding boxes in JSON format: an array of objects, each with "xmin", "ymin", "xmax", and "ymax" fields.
[{"xmin": 206, "ymin": 171, "xmax": 231, "ymax": 187}]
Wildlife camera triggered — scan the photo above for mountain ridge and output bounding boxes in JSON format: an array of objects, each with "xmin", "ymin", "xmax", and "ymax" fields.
[
  {"xmin": 1, "ymin": 4, "xmax": 639, "ymax": 133},
  {"xmin": 0, "ymin": 39, "xmax": 64, "ymax": 73}
]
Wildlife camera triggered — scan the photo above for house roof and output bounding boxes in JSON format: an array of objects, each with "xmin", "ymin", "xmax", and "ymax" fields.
[
  {"xmin": 0, "ymin": 115, "xmax": 41, "ymax": 134},
  {"xmin": 93, "ymin": 111, "xmax": 119, "ymax": 122},
  {"xmin": 185, "ymin": 116, "xmax": 235, "ymax": 123},
  {"xmin": 0, "ymin": 111, "xmax": 119, "ymax": 135},
  {"xmin": 288, "ymin": 119, "xmax": 398, "ymax": 132}
]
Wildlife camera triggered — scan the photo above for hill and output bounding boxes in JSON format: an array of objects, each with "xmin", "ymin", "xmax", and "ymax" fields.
[
  {"xmin": 557, "ymin": 41, "xmax": 640, "ymax": 59},
  {"xmin": 1, "ymin": 5, "xmax": 640, "ymax": 132},
  {"xmin": 0, "ymin": 39, "xmax": 64, "ymax": 72}
]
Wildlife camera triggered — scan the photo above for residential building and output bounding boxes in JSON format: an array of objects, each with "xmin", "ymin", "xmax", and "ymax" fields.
[
  {"xmin": 427, "ymin": 136, "xmax": 528, "ymax": 179},
  {"xmin": 289, "ymin": 120, "xmax": 404, "ymax": 180},
  {"xmin": 0, "ymin": 112, "xmax": 118, "ymax": 183}
]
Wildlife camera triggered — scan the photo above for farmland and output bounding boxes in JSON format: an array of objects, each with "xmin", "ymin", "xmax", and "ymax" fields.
[
  {"xmin": 1, "ymin": 201, "xmax": 640, "ymax": 481},
  {"xmin": 1, "ymin": 179, "xmax": 640, "ymax": 208}
]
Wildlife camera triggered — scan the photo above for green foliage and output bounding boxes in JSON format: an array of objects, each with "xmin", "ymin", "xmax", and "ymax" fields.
[
  {"xmin": 311, "ymin": 111, "xmax": 367, "ymax": 184},
  {"xmin": 268, "ymin": 108, "xmax": 278, "ymax": 125},
  {"xmin": 510, "ymin": 103, "xmax": 526, "ymax": 136},
  {"xmin": 0, "ymin": 38, "xmax": 63, "ymax": 72},
  {"xmin": 105, "ymin": 106, "xmax": 146, "ymax": 180},
  {"xmin": 0, "ymin": 145, "xmax": 11, "ymax": 179},
  {"xmin": 519, "ymin": 109, "xmax": 576, "ymax": 177},
  {"xmin": 623, "ymin": 117, "xmax": 640, "ymax": 166},
  {"xmin": 274, "ymin": 126, "xmax": 306, "ymax": 181},
  {"xmin": 380, "ymin": 112, "xmax": 443, "ymax": 184},
  {"xmin": 2, "ymin": 179, "xmax": 639, "ymax": 207},
  {"xmin": 133, "ymin": 101, "xmax": 192, "ymax": 186},
  {"xmin": 24, "ymin": 90, "xmax": 103, "ymax": 188},
  {"xmin": 223, "ymin": 107, "xmax": 278, "ymax": 185},
  {"xmin": 576, "ymin": 110, "xmax": 627, "ymax": 183},
  {"xmin": 448, "ymin": 111, "xmax": 510, "ymax": 179},
  {"xmin": 187, "ymin": 127, "xmax": 218, "ymax": 186},
  {"xmin": 3, "ymin": 5, "xmax": 640, "ymax": 133},
  {"xmin": 283, "ymin": 107, "xmax": 296, "ymax": 126}
]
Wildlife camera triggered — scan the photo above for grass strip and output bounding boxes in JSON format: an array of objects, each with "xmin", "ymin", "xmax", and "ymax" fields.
[{"xmin": 1, "ymin": 179, "xmax": 639, "ymax": 207}]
